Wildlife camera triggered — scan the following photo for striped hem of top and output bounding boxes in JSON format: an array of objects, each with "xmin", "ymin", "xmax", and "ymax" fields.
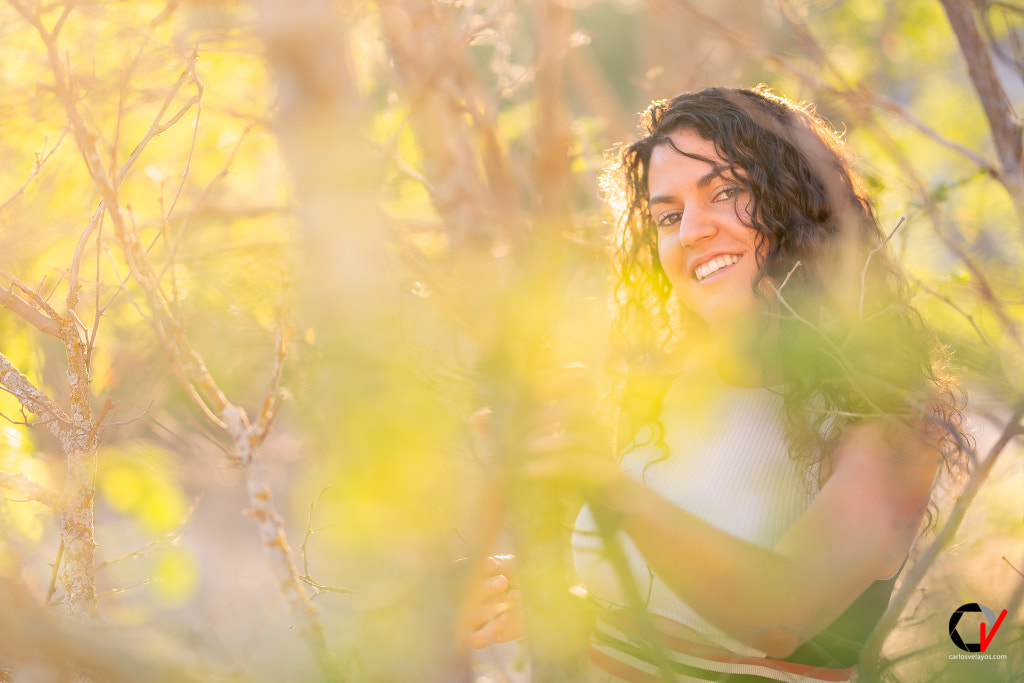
[{"xmin": 590, "ymin": 614, "xmax": 855, "ymax": 683}]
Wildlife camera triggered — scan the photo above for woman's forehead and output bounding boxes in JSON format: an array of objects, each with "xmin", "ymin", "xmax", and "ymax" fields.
[
  {"xmin": 648, "ymin": 131, "xmax": 745, "ymax": 190},
  {"xmin": 657, "ymin": 129, "xmax": 723, "ymax": 163}
]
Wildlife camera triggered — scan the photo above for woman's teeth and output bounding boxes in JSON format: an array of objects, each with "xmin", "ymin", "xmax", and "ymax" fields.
[{"xmin": 695, "ymin": 254, "xmax": 741, "ymax": 282}]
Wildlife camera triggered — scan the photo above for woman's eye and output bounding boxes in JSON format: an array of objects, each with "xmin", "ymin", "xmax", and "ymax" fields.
[
  {"xmin": 714, "ymin": 186, "xmax": 737, "ymax": 202},
  {"xmin": 656, "ymin": 211, "xmax": 682, "ymax": 228}
]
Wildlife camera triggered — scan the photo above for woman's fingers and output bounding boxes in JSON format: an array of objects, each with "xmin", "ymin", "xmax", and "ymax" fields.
[
  {"xmin": 468, "ymin": 589, "xmax": 524, "ymax": 648},
  {"xmin": 520, "ymin": 431, "xmax": 622, "ymax": 494},
  {"xmin": 461, "ymin": 556, "xmax": 519, "ymax": 631},
  {"xmin": 489, "ymin": 554, "xmax": 517, "ymax": 580},
  {"xmin": 464, "ymin": 556, "xmax": 524, "ymax": 648},
  {"xmin": 468, "ymin": 407, "xmax": 493, "ymax": 439},
  {"xmin": 468, "ymin": 573, "xmax": 518, "ymax": 628}
]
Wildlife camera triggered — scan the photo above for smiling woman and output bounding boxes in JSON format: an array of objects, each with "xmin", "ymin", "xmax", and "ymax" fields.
[{"xmin": 469, "ymin": 87, "xmax": 969, "ymax": 682}]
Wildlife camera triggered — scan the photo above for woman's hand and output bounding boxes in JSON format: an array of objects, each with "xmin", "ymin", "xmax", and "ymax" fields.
[
  {"xmin": 467, "ymin": 555, "xmax": 525, "ymax": 648},
  {"xmin": 520, "ymin": 421, "xmax": 625, "ymax": 503},
  {"xmin": 471, "ymin": 389, "xmax": 624, "ymax": 503}
]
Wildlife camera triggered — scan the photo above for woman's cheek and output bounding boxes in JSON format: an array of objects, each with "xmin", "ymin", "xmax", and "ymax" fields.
[{"xmin": 657, "ymin": 234, "xmax": 683, "ymax": 278}]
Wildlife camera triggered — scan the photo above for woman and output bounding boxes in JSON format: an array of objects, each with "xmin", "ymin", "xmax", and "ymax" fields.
[{"xmin": 470, "ymin": 87, "xmax": 965, "ymax": 682}]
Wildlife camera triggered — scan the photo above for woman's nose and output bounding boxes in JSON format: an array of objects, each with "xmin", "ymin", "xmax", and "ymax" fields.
[{"xmin": 677, "ymin": 207, "xmax": 716, "ymax": 246}]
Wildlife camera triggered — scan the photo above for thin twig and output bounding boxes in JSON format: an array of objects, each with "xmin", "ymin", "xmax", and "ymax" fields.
[
  {"xmin": 46, "ymin": 539, "xmax": 65, "ymax": 604},
  {"xmin": 1004, "ymin": 556, "xmax": 1024, "ymax": 578},
  {"xmin": 255, "ymin": 285, "xmax": 290, "ymax": 441},
  {"xmin": 910, "ymin": 276, "xmax": 993, "ymax": 349},
  {"xmin": 84, "ymin": 399, "xmax": 115, "ymax": 452},
  {"xmin": 116, "ymin": 53, "xmax": 201, "ymax": 185},
  {"xmin": 68, "ymin": 202, "xmax": 106, "ymax": 317},
  {"xmin": 156, "ymin": 112, "xmax": 268, "ymax": 286},
  {"xmin": 298, "ymin": 575, "xmax": 362, "ymax": 597},
  {"xmin": 301, "ymin": 486, "xmax": 331, "ymax": 578},
  {"xmin": 777, "ymin": 260, "xmax": 802, "ymax": 292},
  {"xmin": 297, "ymin": 486, "xmax": 359, "ymax": 598},
  {"xmin": 0, "ymin": 269, "xmax": 61, "ymax": 322},
  {"xmin": 859, "ymin": 218, "xmax": 904, "ymax": 318},
  {"xmin": 96, "ymin": 579, "xmax": 152, "ymax": 599},
  {"xmin": 97, "ymin": 497, "xmax": 200, "ymax": 571},
  {"xmin": 161, "ymin": 48, "xmax": 203, "ymax": 226},
  {"xmin": 768, "ymin": 281, "xmax": 890, "ymax": 416},
  {"xmin": 0, "ymin": 130, "xmax": 68, "ymax": 215},
  {"xmin": 88, "ymin": 207, "xmax": 106, "ymax": 365},
  {"xmin": 102, "ymin": 400, "xmax": 154, "ymax": 427}
]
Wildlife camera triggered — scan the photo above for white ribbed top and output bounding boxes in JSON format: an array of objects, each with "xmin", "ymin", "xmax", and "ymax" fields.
[{"xmin": 573, "ymin": 369, "xmax": 819, "ymax": 656}]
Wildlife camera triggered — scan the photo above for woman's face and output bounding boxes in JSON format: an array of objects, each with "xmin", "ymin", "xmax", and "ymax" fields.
[{"xmin": 648, "ymin": 129, "xmax": 766, "ymax": 335}]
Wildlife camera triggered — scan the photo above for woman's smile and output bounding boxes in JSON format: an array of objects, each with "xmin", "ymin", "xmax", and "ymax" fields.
[{"xmin": 693, "ymin": 253, "xmax": 742, "ymax": 282}]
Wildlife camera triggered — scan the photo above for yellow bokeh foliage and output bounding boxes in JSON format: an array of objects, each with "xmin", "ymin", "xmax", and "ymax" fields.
[{"xmin": 98, "ymin": 444, "xmax": 188, "ymax": 534}]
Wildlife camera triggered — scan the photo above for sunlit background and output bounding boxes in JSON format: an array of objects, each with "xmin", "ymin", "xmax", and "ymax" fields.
[{"xmin": 0, "ymin": 1, "xmax": 1020, "ymax": 681}]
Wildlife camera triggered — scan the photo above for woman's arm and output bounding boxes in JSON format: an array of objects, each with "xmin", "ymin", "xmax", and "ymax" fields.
[{"xmin": 593, "ymin": 418, "xmax": 941, "ymax": 657}]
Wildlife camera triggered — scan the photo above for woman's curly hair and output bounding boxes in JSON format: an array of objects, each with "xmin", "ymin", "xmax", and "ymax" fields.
[{"xmin": 603, "ymin": 86, "xmax": 967, "ymax": 493}]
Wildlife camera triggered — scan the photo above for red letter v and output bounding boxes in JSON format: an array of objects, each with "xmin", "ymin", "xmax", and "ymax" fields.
[{"xmin": 980, "ymin": 609, "xmax": 1008, "ymax": 652}]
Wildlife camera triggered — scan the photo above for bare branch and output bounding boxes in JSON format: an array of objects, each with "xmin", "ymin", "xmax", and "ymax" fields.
[
  {"xmin": 156, "ymin": 112, "xmax": 267, "ymax": 286},
  {"xmin": 0, "ymin": 352, "xmax": 69, "ymax": 441},
  {"xmin": 377, "ymin": 0, "xmax": 497, "ymax": 245},
  {"xmin": 940, "ymin": 0, "xmax": 1024, "ymax": 183},
  {"xmin": 0, "ymin": 287, "xmax": 61, "ymax": 338},
  {"xmin": 50, "ymin": 0, "xmax": 75, "ymax": 41},
  {"xmin": 116, "ymin": 49, "xmax": 202, "ymax": 185},
  {"xmin": 160, "ymin": 53, "xmax": 203, "ymax": 226},
  {"xmin": 224, "ymin": 404, "xmax": 333, "ymax": 670},
  {"xmin": 674, "ymin": 0, "xmax": 1001, "ymax": 175},
  {"xmin": 910, "ymin": 276, "xmax": 993, "ymax": 348},
  {"xmin": 68, "ymin": 203, "xmax": 106, "ymax": 316},
  {"xmin": 851, "ymin": 85, "xmax": 996, "ymax": 175},
  {"xmin": 255, "ymin": 291, "xmax": 290, "ymax": 441},
  {"xmin": 977, "ymin": 1, "xmax": 1024, "ymax": 85},
  {"xmin": 0, "ymin": 471, "xmax": 59, "ymax": 508},
  {"xmin": 87, "ymin": 208, "xmax": 106, "ymax": 365},
  {"xmin": 0, "ymin": 269, "xmax": 61, "ymax": 323},
  {"xmin": 0, "ymin": 130, "xmax": 68, "ymax": 215}
]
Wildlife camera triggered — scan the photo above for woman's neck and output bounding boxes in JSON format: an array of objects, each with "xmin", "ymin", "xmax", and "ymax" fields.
[
  {"xmin": 681, "ymin": 326, "xmax": 782, "ymax": 388},
  {"xmin": 715, "ymin": 346, "xmax": 782, "ymax": 388}
]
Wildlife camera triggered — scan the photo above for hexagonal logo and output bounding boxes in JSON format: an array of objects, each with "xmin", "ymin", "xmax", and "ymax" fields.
[{"xmin": 948, "ymin": 603, "xmax": 1008, "ymax": 652}]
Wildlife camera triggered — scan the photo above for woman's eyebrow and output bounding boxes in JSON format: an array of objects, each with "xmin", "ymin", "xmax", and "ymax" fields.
[
  {"xmin": 696, "ymin": 167, "xmax": 729, "ymax": 188},
  {"xmin": 649, "ymin": 168, "xmax": 729, "ymax": 208}
]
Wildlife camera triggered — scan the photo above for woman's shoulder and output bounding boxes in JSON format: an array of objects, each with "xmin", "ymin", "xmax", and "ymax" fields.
[{"xmin": 818, "ymin": 416, "xmax": 943, "ymax": 496}]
